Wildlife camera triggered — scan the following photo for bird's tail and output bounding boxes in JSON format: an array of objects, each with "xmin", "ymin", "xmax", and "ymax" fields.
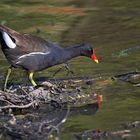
[{"xmin": 0, "ymin": 24, "xmax": 19, "ymax": 35}]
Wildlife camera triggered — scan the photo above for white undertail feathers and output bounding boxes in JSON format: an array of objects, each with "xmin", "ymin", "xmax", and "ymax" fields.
[{"xmin": 2, "ymin": 32, "xmax": 16, "ymax": 49}]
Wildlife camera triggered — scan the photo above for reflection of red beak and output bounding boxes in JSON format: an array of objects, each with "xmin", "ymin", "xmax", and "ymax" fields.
[{"xmin": 97, "ymin": 95, "xmax": 101, "ymax": 110}]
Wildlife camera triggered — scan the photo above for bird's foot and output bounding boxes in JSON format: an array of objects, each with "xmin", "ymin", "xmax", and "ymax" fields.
[
  {"xmin": 64, "ymin": 63, "xmax": 75, "ymax": 77},
  {"xmin": 41, "ymin": 81, "xmax": 55, "ymax": 87},
  {"xmin": 66, "ymin": 70, "xmax": 75, "ymax": 77},
  {"xmin": 52, "ymin": 63, "xmax": 75, "ymax": 77},
  {"xmin": 33, "ymin": 81, "xmax": 62, "ymax": 95},
  {"xmin": 34, "ymin": 81, "xmax": 57, "ymax": 90}
]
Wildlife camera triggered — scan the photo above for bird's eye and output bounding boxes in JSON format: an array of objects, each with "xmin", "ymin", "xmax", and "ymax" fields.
[{"xmin": 90, "ymin": 48, "xmax": 93, "ymax": 53}]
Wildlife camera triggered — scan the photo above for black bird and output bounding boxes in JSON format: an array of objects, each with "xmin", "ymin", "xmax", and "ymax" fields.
[{"xmin": 0, "ymin": 25, "xmax": 99, "ymax": 91}]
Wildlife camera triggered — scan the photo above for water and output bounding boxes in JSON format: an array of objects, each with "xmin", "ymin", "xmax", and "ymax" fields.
[{"xmin": 0, "ymin": 0, "xmax": 140, "ymax": 139}]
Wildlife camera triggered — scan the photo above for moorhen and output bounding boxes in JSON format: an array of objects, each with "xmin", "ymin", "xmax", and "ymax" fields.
[{"xmin": 0, "ymin": 25, "xmax": 99, "ymax": 91}]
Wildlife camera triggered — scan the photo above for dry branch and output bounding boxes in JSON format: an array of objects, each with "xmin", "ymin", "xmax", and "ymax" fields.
[{"xmin": 0, "ymin": 100, "xmax": 36, "ymax": 109}]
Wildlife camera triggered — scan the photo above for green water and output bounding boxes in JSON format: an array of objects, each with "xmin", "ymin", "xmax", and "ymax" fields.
[{"xmin": 0, "ymin": 0, "xmax": 140, "ymax": 139}]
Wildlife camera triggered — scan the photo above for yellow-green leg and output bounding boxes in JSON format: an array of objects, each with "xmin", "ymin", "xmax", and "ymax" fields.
[
  {"xmin": 28, "ymin": 72, "xmax": 37, "ymax": 87},
  {"xmin": 4, "ymin": 67, "xmax": 12, "ymax": 91}
]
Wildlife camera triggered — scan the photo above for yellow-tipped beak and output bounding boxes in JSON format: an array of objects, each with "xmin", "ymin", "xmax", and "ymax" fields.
[{"xmin": 94, "ymin": 59, "xmax": 99, "ymax": 63}]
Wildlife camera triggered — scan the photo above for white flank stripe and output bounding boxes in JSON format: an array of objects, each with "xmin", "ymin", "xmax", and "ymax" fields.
[
  {"xmin": 17, "ymin": 51, "xmax": 50, "ymax": 60},
  {"xmin": 2, "ymin": 32, "xmax": 16, "ymax": 49},
  {"xmin": 16, "ymin": 61, "xmax": 22, "ymax": 64}
]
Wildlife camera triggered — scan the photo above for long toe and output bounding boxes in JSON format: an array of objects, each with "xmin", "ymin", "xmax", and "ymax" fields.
[{"xmin": 36, "ymin": 81, "xmax": 56, "ymax": 90}]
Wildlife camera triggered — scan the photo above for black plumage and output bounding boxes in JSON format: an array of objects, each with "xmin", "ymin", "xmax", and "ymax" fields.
[{"xmin": 0, "ymin": 25, "xmax": 98, "ymax": 90}]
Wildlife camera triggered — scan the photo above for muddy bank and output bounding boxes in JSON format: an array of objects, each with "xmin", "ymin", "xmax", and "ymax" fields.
[{"xmin": 0, "ymin": 77, "xmax": 101, "ymax": 140}]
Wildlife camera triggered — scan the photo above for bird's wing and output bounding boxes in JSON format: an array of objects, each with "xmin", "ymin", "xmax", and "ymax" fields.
[
  {"xmin": 15, "ymin": 34, "xmax": 51, "ymax": 53},
  {"xmin": 0, "ymin": 25, "xmax": 50, "ymax": 54}
]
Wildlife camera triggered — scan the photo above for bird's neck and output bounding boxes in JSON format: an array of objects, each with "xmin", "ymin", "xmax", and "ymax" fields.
[{"xmin": 62, "ymin": 45, "xmax": 82, "ymax": 62}]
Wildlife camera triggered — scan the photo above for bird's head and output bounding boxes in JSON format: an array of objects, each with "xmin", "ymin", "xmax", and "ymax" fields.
[{"xmin": 80, "ymin": 44, "xmax": 99, "ymax": 63}]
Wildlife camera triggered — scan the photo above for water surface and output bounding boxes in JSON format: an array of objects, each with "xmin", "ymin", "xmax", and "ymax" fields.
[{"xmin": 0, "ymin": 0, "xmax": 140, "ymax": 139}]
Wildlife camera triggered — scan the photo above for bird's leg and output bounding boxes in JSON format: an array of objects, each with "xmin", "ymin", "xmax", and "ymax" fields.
[
  {"xmin": 52, "ymin": 63, "xmax": 74, "ymax": 77},
  {"xmin": 28, "ymin": 72, "xmax": 55, "ymax": 88},
  {"xmin": 52, "ymin": 66, "xmax": 63, "ymax": 77},
  {"xmin": 64, "ymin": 63, "xmax": 74, "ymax": 76},
  {"xmin": 28, "ymin": 72, "xmax": 37, "ymax": 87},
  {"xmin": 4, "ymin": 66, "xmax": 12, "ymax": 91}
]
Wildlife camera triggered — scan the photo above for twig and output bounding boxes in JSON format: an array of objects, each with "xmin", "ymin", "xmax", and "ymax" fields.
[
  {"xmin": 133, "ymin": 83, "xmax": 140, "ymax": 87},
  {"xmin": 19, "ymin": 86, "xmax": 34, "ymax": 102},
  {"xmin": 0, "ymin": 100, "xmax": 37, "ymax": 109},
  {"xmin": 0, "ymin": 98, "xmax": 15, "ymax": 105}
]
